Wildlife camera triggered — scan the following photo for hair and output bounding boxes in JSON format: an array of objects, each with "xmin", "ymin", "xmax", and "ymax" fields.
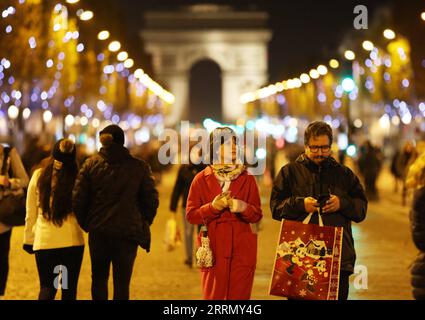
[
  {"xmin": 37, "ymin": 139, "xmax": 78, "ymax": 227},
  {"xmin": 304, "ymin": 121, "xmax": 333, "ymax": 146},
  {"xmin": 100, "ymin": 133, "xmax": 114, "ymax": 146},
  {"xmin": 209, "ymin": 127, "xmax": 237, "ymax": 164}
]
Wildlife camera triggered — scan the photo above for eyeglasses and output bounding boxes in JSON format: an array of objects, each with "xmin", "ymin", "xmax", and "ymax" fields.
[{"xmin": 308, "ymin": 145, "xmax": 331, "ymax": 153}]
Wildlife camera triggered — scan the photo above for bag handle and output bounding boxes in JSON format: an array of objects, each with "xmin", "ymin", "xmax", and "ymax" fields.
[{"xmin": 302, "ymin": 209, "xmax": 324, "ymax": 227}]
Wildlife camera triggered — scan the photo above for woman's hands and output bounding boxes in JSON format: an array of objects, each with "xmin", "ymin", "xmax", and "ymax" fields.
[
  {"xmin": 211, "ymin": 193, "xmax": 229, "ymax": 211},
  {"xmin": 212, "ymin": 192, "xmax": 248, "ymax": 213}
]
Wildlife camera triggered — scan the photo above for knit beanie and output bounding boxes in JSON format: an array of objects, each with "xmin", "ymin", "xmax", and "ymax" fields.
[
  {"xmin": 99, "ymin": 124, "xmax": 125, "ymax": 145},
  {"xmin": 52, "ymin": 139, "xmax": 76, "ymax": 165}
]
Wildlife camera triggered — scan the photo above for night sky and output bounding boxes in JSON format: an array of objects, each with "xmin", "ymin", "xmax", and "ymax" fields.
[
  {"xmin": 109, "ymin": 0, "xmax": 399, "ymax": 81},
  {"xmin": 87, "ymin": 0, "xmax": 424, "ymax": 121}
]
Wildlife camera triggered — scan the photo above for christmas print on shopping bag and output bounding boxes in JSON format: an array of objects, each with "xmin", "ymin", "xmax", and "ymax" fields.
[{"xmin": 269, "ymin": 218, "xmax": 343, "ymax": 300}]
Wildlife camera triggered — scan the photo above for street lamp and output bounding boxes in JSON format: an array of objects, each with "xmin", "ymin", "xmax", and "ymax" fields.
[
  {"xmin": 7, "ymin": 105, "xmax": 19, "ymax": 120},
  {"xmin": 309, "ymin": 69, "xmax": 320, "ymax": 79},
  {"xmin": 300, "ymin": 73, "xmax": 310, "ymax": 83},
  {"xmin": 66, "ymin": 0, "xmax": 80, "ymax": 3},
  {"xmin": 79, "ymin": 10, "xmax": 93, "ymax": 21},
  {"xmin": 421, "ymin": 12, "xmax": 425, "ymax": 21},
  {"xmin": 344, "ymin": 50, "xmax": 356, "ymax": 61},
  {"xmin": 362, "ymin": 40, "xmax": 374, "ymax": 51},
  {"xmin": 117, "ymin": 51, "xmax": 128, "ymax": 62},
  {"xmin": 43, "ymin": 110, "xmax": 53, "ymax": 123},
  {"xmin": 383, "ymin": 29, "xmax": 396, "ymax": 40},
  {"xmin": 98, "ymin": 30, "xmax": 110, "ymax": 40},
  {"xmin": 124, "ymin": 58, "xmax": 134, "ymax": 69},
  {"xmin": 329, "ymin": 59, "xmax": 339, "ymax": 69},
  {"xmin": 317, "ymin": 65, "xmax": 328, "ymax": 75},
  {"xmin": 108, "ymin": 41, "xmax": 121, "ymax": 52}
]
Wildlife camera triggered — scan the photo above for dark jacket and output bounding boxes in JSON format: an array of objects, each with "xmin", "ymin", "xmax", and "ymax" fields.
[
  {"xmin": 270, "ymin": 153, "xmax": 368, "ymax": 273},
  {"xmin": 169, "ymin": 163, "xmax": 206, "ymax": 212},
  {"xmin": 410, "ymin": 186, "xmax": 425, "ymax": 299},
  {"xmin": 72, "ymin": 144, "xmax": 159, "ymax": 252}
]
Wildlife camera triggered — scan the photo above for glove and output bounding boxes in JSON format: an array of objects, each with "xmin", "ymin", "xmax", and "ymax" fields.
[
  {"xmin": 211, "ymin": 194, "xmax": 229, "ymax": 211},
  {"xmin": 228, "ymin": 198, "xmax": 248, "ymax": 213},
  {"xmin": 23, "ymin": 244, "xmax": 35, "ymax": 254}
]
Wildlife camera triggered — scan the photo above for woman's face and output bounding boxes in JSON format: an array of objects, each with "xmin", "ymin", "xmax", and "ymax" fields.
[
  {"xmin": 53, "ymin": 160, "xmax": 62, "ymax": 170},
  {"xmin": 219, "ymin": 139, "xmax": 237, "ymax": 164}
]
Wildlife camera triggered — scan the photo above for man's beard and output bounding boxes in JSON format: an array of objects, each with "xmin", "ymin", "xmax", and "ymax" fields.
[{"xmin": 313, "ymin": 155, "xmax": 328, "ymax": 163}]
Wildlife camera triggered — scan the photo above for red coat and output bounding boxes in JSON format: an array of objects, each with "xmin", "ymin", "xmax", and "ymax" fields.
[{"xmin": 186, "ymin": 166, "xmax": 262, "ymax": 300}]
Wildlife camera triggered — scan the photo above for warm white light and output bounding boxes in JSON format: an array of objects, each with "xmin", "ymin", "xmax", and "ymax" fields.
[
  {"xmin": 299, "ymin": 73, "xmax": 310, "ymax": 84},
  {"xmin": 80, "ymin": 116, "xmax": 88, "ymax": 126},
  {"xmin": 117, "ymin": 51, "xmax": 128, "ymax": 62},
  {"xmin": 65, "ymin": 114, "xmax": 75, "ymax": 127},
  {"xmin": 98, "ymin": 30, "xmax": 110, "ymax": 40},
  {"xmin": 329, "ymin": 59, "xmax": 339, "ymax": 69},
  {"xmin": 362, "ymin": 40, "xmax": 374, "ymax": 51},
  {"xmin": 292, "ymin": 78, "xmax": 302, "ymax": 88},
  {"xmin": 43, "ymin": 110, "xmax": 53, "ymax": 123},
  {"xmin": 309, "ymin": 69, "xmax": 320, "ymax": 79},
  {"xmin": 421, "ymin": 12, "xmax": 425, "ymax": 21},
  {"xmin": 79, "ymin": 10, "xmax": 93, "ymax": 21},
  {"xmin": 8, "ymin": 105, "xmax": 19, "ymax": 119},
  {"xmin": 108, "ymin": 41, "xmax": 121, "ymax": 52},
  {"xmin": 344, "ymin": 50, "xmax": 356, "ymax": 61},
  {"xmin": 124, "ymin": 58, "xmax": 134, "ymax": 69},
  {"xmin": 134, "ymin": 68, "xmax": 144, "ymax": 79},
  {"xmin": 317, "ymin": 65, "xmax": 328, "ymax": 75},
  {"xmin": 66, "ymin": 0, "xmax": 80, "ymax": 4},
  {"xmin": 353, "ymin": 119, "xmax": 363, "ymax": 128},
  {"xmin": 22, "ymin": 108, "xmax": 31, "ymax": 120},
  {"xmin": 383, "ymin": 29, "xmax": 396, "ymax": 40},
  {"xmin": 92, "ymin": 118, "xmax": 100, "ymax": 128}
]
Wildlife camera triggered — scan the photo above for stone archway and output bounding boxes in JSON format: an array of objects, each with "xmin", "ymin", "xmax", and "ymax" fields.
[
  {"xmin": 141, "ymin": 4, "xmax": 271, "ymax": 126},
  {"xmin": 189, "ymin": 59, "xmax": 222, "ymax": 123}
]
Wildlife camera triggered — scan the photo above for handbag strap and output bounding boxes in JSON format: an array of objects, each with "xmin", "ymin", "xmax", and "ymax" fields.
[{"xmin": 302, "ymin": 210, "xmax": 324, "ymax": 227}]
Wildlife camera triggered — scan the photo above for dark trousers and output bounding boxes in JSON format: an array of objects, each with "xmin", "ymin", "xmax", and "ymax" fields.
[
  {"xmin": 338, "ymin": 271, "xmax": 351, "ymax": 300},
  {"xmin": 35, "ymin": 246, "xmax": 84, "ymax": 300},
  {"xmin": 0, "ymin": 230, "xmax": 12, "ymax": 296},
  {"xmin": 89, "ymin": 232, "xmax": 138, "ymax": 300}
]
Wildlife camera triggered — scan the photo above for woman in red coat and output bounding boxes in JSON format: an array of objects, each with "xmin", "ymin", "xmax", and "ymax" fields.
[{"xmin": 186, "ymin": 127, "xmax": 262, "ymax": 300}]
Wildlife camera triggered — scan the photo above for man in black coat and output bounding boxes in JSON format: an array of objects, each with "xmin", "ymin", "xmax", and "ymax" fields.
[
  {"xmin": 270, "ymin": 121, "xmax": 367, "ymax": 300},
  {"xmin": 73, "ymin": 125, "xmax": 159, "ymax": 300},
  {"xmin": 170, "ymin": 146, "xmax": 206, "ymax": 267}
]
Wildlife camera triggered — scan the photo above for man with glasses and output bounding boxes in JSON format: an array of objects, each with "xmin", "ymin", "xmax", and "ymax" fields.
[{"xmin": 270, "ymin": 121, "xmax": 367, "ymax": 300}]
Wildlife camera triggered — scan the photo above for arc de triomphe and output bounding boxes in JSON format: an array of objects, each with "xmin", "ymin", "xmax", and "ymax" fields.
[{"xmin": 141, "ymin": 5, "xmax": 271, "ymax": 126}]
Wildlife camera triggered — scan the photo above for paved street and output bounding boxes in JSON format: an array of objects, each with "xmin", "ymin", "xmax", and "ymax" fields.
[{"xmin": 3, "ymin": 160, "xmax": 418, "ymax": 300}]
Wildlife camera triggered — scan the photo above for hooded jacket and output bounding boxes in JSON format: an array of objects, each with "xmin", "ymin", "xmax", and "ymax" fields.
[
  {"xmin": 72, "ymin": 144, "xmax": 159, "ymax": 252},
  {"xmin": 270, "ymin": 153, "xmax": 368, "ymax": 273}
]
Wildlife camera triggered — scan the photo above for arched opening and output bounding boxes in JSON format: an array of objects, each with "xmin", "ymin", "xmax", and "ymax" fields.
[{"xmin": 188, "ymin": 59, "xmax": 222, "ymax": 124}]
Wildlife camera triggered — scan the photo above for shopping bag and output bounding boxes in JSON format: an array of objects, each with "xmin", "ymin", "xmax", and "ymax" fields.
[
  {"xmin": 195, "ymin": 225, "xmax": 214, "ymax": 269},
  {"xmin": 164, "ymin": 215, "xmax": 182, "ymax": 251},
  {"xmin": 269, "ymin": 212, "xmax": 343, "ymax": 300}
]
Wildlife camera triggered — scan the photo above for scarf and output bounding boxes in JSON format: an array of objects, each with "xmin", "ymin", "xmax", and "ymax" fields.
[{"xmin": 210, "ymin": 164, "xmax": 245, "ymax": 192}]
